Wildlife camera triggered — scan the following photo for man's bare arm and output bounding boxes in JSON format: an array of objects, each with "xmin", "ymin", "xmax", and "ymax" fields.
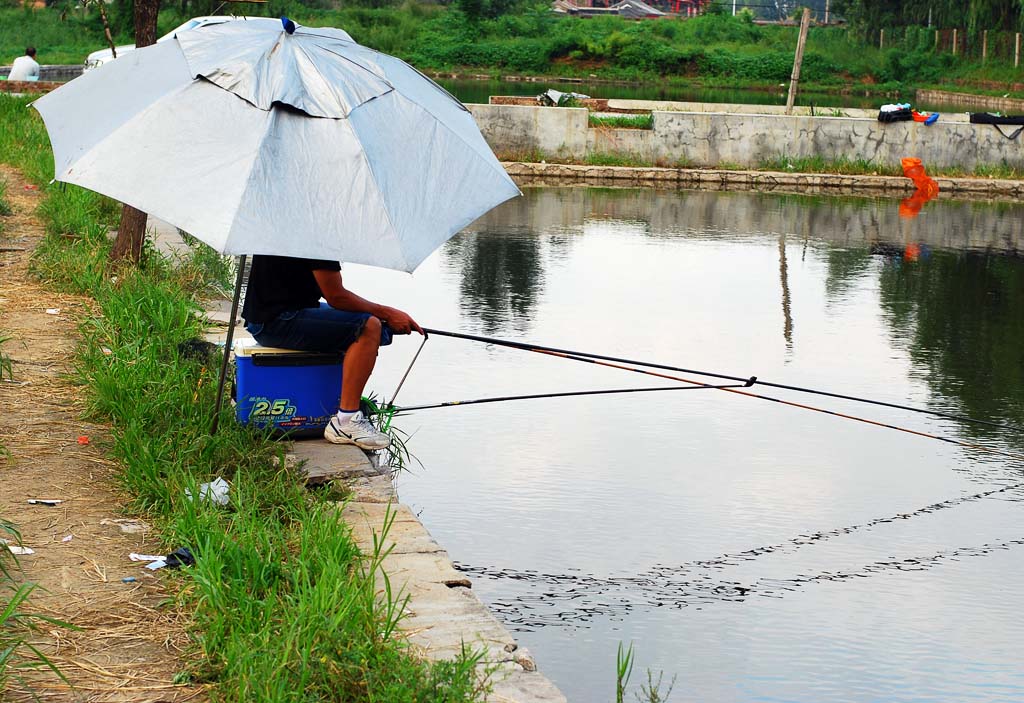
[{"xmin": 313, "ymin": 269, "xmax": 423, "ymax": 335}]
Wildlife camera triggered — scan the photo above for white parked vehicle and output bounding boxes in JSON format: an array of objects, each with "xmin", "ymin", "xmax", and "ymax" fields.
[{"xmin": 83, "ymin": 16, "xmax": 275, "ymax": 71}]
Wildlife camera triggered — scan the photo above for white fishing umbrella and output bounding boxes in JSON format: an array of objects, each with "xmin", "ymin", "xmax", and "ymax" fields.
[
  {"xmin": 33, "ymin": 17, "xmax": 521, "ymax": 431},
  {"xmin": 33, "ymin": 17, "xmax": 520, "ymax": 273}
]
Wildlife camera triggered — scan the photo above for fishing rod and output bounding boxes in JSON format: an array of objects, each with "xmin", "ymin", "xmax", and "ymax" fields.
[
  {"xmin": 422, "ymin": 327, "xmax": 1022, "ymax": 434},
  {"xmin": 392, "ymin": 381, "xmax": 752, "ymax": 415},
  {"xmin": 416, "ymin": 327, "xmax": 1024, "ymax": 464}
]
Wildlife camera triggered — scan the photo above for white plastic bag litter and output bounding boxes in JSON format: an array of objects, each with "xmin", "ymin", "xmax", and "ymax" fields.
[{"xmin": 185, "ymin": 477, "xmax": 230, "ymax": 506}]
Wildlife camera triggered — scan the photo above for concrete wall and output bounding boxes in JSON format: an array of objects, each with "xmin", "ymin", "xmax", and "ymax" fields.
[
  {"xmin": 917, "ymin": 88, "xmax": 1024, "ymax": 113},
  {"xmin": 467, "ymin": 104, "xmax": 589, "ymax": 159},
  {"xmin": 0, "ymin": 64, "xmax": 82, "ymax": 81},
  {"xmin": 468, "ymin": 104, "xmax": 1023, "ymax": 170}
]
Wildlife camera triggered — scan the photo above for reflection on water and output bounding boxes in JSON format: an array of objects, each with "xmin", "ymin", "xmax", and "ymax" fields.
[
  {"xmin": 442, "ymin": 229, "xmax": 547, "ymax": 334},
  {"xmin": 344, "ymin": 187, "xmax": 1024, "ymax": 703},
  {"xmin": 879, "ymin": 250, "xmax": 1024, "ymax": 443}
]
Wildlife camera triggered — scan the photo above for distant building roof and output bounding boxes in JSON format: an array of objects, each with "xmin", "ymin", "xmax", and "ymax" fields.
[
  {"xmin": 610, "ymin": 0, "xmax": 665, "ymax": 16},
  {"xmin": 552, "ymin": 0, "xmax": 665, "ymax": 16}
]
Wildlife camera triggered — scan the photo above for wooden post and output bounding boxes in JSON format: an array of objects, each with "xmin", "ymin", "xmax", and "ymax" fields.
[
  {"xmin": 935, "ymin": 29, "xmax": 940, "ymax": 52},
  {"xmin": 982, "ymin": 30, "xmax": 988, "ymax": 63},
  {"xmin": 1016, "ymin": 33, "xmax": 1021, "ymax": 68},
  {"xmin": 952, "ymin": 28, "xmax": 958, "ymax": 55},
  {"xmin": 824, "ymin": 0, "xmax": 829, "ymax": 24},
  {"xmin": 785, "ymin": 7, "xmax": 812, "ymax": 116}
]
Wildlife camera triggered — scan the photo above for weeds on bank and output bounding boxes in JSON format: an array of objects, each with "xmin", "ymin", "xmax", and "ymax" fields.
[
  {"xmin": 759, "ymin": 155, "xmax": 904, "ymax": 177},
  {"xmin": 0, "ymin": 94, "xmax": 487, "ymax": 702},
  {"xmin": 0, "ymin": 178, "xmax": 11, "ymax": 217},
  {"xmin": 0, "ymin": 520, "xmax": 75, "ymax": 692},
  {"xmin": 616, "ymin": 643, "xmax": 677, "ymax": 703},
  {"xmin": 589, "ymin": 114, "xmax": 653, "ymax": 130},
  {"xmin": 495, "ymin": 144, "xmax": 1024, "ymax": 182},
  {"xmin": 760, "ymin": 155, "xmax": 1024, "ymax": 180}
]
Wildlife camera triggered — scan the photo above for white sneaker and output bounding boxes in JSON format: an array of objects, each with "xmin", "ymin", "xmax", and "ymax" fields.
[{"xmin": 324, "ymin": 411, "xmax": 390, "ymax": 451}]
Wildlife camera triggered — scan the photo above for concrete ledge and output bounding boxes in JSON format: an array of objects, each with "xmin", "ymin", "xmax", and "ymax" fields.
[
  {"xmin": 339, "ymin": 499, "xmax": 566, "ymax": 703},
  {"xmin": 917, "ymin": 88, "xmax": 1024, "ymax": 113},
  {"xmin": 287, "ymin": 441, "xmax": 378, "ymax": 485},
  {"xmin": 470, "ymin": 103, "xmax": 1024, "ymax": 172},
  {"xmin": 501, "ymin": 161, "xmax": 1024, "ymax": 201},
  {"xmin": 0, "ymin": 79, "xmax": 62, "ymax": 94}
]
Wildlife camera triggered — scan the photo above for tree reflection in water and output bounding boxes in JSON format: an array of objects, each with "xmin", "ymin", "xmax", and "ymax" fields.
[
  {"xmin": 442, "ymin": 227, "xmax": 546, "ymax": 335},
  {"xmin": 878, "ymin": 248, "xmax": 1024, "ymax": 445}
]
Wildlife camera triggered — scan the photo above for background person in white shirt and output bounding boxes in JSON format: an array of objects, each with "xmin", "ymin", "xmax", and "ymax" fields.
[{"xmin": 8, "ymin": 47, "xmax": 39, "ymax": 82}]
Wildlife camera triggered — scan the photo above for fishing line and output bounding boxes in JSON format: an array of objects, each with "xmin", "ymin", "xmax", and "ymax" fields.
[
  {"xmin": 422, "ymin": 327, "xmax": 1022, "ymax": 434},
  {"xmin": 389, "ymin": 332, "xmax": 429, "ymax": 407},
  {"xmin": 420, "ymin": 327, "xmax": 1024, "ymax": 463},
  {"xmin": 393, "ymin": 382, "xmax": 748, "ymax": 414}
]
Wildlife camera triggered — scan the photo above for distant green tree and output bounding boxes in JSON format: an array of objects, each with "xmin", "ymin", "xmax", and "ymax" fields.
[{"xmin": 833, "ymin": 0, "xmax": 1023, "ymax": 38}]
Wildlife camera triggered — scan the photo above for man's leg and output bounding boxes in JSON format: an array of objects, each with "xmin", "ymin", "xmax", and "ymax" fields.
[
  {"xmin": 339, "ymin": 316, "xmax": 381, "ymax": 412},
  {"xmin": 326, "ymin": 315, "xmax": 390, "ymax": 450}
]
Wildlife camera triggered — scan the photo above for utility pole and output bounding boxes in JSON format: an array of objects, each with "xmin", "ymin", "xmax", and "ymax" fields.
[
  {"xmin": 824, "ymin": 0, "xmax": 829, "ymax": 25},
  {"xmin": 785, "ymin": 7, "xmax": 811, "ymax": 115},
  {"xmin": 733, "ymin": 0, "xmax": 736, "ymax": 16}
]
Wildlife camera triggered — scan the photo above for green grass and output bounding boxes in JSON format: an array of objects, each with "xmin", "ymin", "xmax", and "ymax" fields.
[
  {"xmin": 759, "ymin": 155, "xmax": 904, "ymax": 177},
  {"xmin": 0, "ymin": 517, "xmax": 75, "ymax": 693},
  {"xmin": 4, "ymin": 6, "xmax": 1024, "ymax": 100},
  {"xmin": 760, "ymin": 154, "xmax": 1024, "ymax": 180},
  {"xmin": 495, "ymin": 144, "xmax": 1024, "ymax": 180},
  {"xmin": 588, "ymin": 114, "xmax": 653, "ymax": 129},
  {"xmin": 0, "ymin": 178, "xmax": 11, "ymax": 218},
  {"xmin": 0, "ymin": 93, "xmax": 487, "ymax": 702}
]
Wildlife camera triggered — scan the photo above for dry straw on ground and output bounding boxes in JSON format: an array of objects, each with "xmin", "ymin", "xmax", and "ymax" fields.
[{"xmin": 0, "ymin": 165, "xmax": 204, "ymax": 702}]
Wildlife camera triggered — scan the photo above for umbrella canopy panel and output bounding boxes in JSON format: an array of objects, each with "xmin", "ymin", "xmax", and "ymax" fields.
[
  {"xmin": 178, "ymin": 23, "xmax": 390, "ymax": 119},
  {"xmin": 33, "ymin": 20, "xmax": 519, "ymax": 273}
]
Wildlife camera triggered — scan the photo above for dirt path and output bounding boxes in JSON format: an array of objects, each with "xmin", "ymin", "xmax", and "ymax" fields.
[{"xmin": 0, "ymin": 165, "xmax": 204, "ymax": 702}]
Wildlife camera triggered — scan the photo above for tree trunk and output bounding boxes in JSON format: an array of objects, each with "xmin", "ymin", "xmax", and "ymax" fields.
[{"xmin": 109, "ymin": 0, "xmax": 161, "ymax": 264}]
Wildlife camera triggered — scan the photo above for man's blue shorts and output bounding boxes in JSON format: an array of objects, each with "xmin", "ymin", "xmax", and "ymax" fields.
[{"xmin": 245, "ymin": 303, "xmax": 393, "ymax": 353}]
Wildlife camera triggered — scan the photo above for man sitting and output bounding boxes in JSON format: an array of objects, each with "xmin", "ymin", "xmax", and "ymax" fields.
[
  {"xmin": 8, "ymin": 47, "xmax": 40, "ymax": 82},
  {"xmin": 241, "ymin": 255, "xmax": 421, "ymax": 450}
]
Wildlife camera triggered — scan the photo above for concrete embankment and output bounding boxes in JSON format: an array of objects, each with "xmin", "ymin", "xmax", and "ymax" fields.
[
  {"xmin": 196, "ymin": 291, "xmax": 567, "ymax": 703},
  {"xmin": 467, "ymin": 103, "xmax": 1024, "ymax": 173},
  {"xmin": 916, "ymin": 88, "xmax": 1024, "ymax": 113},
  {"xmin": 502, "ymin": 161, "xmax": 1024, "ymax": 201},
  {"xmin": 0, "ymin": 63, "xmax": 82, "ymax": 92}
]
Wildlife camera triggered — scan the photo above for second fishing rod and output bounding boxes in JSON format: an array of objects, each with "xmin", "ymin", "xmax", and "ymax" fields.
[
  {"xmin": 407, "ymin": 328, "xmax": 1024, "ymax": 464},
  {"xmin": 421, "ymin": 327, "xmax": 1022, "ymax": 434}
]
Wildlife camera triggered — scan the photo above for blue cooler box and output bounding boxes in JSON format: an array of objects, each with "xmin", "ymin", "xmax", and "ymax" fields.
[{"xmin": 234, "ymin": 340, "xmax": 342, "ymax": 437}]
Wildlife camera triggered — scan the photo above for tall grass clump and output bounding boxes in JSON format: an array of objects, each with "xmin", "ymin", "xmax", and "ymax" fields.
[
  {"xmin": 0, "ymin": 521, "xmax": 74, "ymax": 692},
  {"xmin": 589, "ymin": 114, "xmax": 653, "ymax": 129},
  {"xmin": 0, "ymin": 178, "xmax": 11, "ymax": 218},
  {"xmin": 0, "ymin": 93, "xmax": 487, "ymax": 701}
]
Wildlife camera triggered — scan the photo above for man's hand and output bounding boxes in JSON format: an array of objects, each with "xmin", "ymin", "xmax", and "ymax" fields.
[{"xmin": 380, "ymin": 307, "xmax": 423, "ymax": 336}]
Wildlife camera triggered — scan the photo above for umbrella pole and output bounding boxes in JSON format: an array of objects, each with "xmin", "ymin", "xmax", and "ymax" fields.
[{"xmin": 211, "ymin": 255, "xmax": 247, "ymax": 436}]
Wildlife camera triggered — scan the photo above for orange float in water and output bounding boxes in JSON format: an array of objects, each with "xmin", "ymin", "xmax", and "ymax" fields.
[{"xmin": 899, "ymin": 158, "xmax": 940, "ymax": 218}]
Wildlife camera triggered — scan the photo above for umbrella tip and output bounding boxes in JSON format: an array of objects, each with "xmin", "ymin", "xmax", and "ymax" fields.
[{"xmin": 281, "ymin": 16, "xmax": 296, "ymax": 34}]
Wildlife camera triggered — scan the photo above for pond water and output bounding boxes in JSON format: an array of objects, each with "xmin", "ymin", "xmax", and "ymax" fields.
[
  {"xmin": 343, "ymin": 187, "xmax": 1024, "ymax": 703},
  {"xmin": 436, "ymin": 77, "xmax": 958, "ymax": 113}
]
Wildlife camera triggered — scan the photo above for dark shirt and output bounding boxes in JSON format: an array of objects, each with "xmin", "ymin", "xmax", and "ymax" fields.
[{"xmin": 241, "ymin": 255, "xmax": 341, "ymax": 324}]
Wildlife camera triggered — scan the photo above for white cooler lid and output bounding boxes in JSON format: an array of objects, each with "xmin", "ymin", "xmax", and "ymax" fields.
[{"xmin": 233, "ymin": 338, "xmax": 327, "ymax": 358}]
